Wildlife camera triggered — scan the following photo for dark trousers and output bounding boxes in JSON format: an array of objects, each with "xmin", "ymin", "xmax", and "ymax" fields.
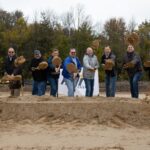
[
  {"xmin": 32, "ymin": 80, "xmax": 46, "ymax": 96},
  {"xmin": 129, "ymin": 72, "xmax": 142, "ymax": 98},
  {"xmin": 48, "ymin": 77, "xmax": 58, "ymax": 97},
  {"xmin": 105, "ymin": 75, "xmax": 117, "ymax": 97},
  {"xmin": 84, "ymin": 78, "xmax": 94, "ymax": 97}
]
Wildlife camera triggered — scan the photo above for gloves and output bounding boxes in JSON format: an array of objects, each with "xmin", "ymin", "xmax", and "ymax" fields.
[
  {"xmin": 55, "ymin": 67, "xmax": 60, "ymax": 73},
  {"xmin": 31, "ymin": 67, "xmax": 36, "ymax": 71},
  {"xmin": 88, "ymin": 68, "xmax": 96, "ymax": 72},
  {"xmin": 73, "ymin": 73, "xmax": 78, "ymax": 79},
  {"xmin": 123, "ymin": 62, "xmax": 135, "ymax": 69},
  {"xmin": 4, "ymin": 72, "xmax": 8, "ymax": 76}
]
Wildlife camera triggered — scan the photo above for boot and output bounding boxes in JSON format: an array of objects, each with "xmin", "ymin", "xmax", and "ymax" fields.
[
  {"xmin": 10, "ymin": 89, "xmax": 14, "ymax": 96},
  {"xmin": 14, "ymin": 89, "xmax": 20, "ymax": 96}
]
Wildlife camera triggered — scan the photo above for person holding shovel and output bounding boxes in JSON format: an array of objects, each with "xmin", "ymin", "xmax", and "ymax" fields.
[
  {"xmin": 4, "ymin": 48, "xmax": 25, "ymax": 96},
  {"xmin": 62, "ymin": 48, "xmax": 82, "ymax": 97},
  {"xmin": 47, "ymin": 49, "xmax": 62, "ymax": 97},
  {"xmin": 123, "ymin": 45, "xmax": 143, "ymax": 98},
  {"xmin": 101, "ymin": 46, "xmax": 117, "ymax": 97},
  {"xmin": 83, "ymin": 47, "xmax": 99, "ymax": 97},
  {"xmin": 29, "ymin": 50, "xmax": 48, "ymax": 96}
]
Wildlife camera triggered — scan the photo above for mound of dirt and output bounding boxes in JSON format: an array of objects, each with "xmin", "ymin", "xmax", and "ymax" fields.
[
  {"xmin": 0, "ymin": 120, "xmax": 150, "ymax": 150},
  {"xmin": 0, "ymin": 96, "xmax": 150, "ymax": 150},
  {"xmin": 0, "ymin": 96, "xmax": 150, "ymax": 128}
]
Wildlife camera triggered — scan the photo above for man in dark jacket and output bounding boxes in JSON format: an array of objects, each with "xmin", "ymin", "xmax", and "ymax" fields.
[
  {"xmin": 4, "ymin": 47, "xmax": 17, "ymax": 75},
  {"xmin": 47, "ymin": 49, "xmax": 61, "ymax": 97},
  {"xmin": 143, "ymin": 60, "xmax": 150, "ymax": 80},
  {"xmin": 101, "ymin": 46, "xmax": 117, "ymax": 97},
  {"xmin": 123, "ymin": 45, "xmax": 143, "ymax": 98},
  {"xmin": 30, "ymin": 50, "xmax": 47, "ymax": 96},
  {"xmin": 4, "ymin": 47, "xmax": 22, "ymax": 96}
]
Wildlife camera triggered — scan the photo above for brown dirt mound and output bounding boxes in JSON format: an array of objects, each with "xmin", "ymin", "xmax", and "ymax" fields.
[
  {"xmin": 0, "ymin": 146, "xmax": 125, "ymax": 150},
  {"xmin": 0, "ymin": 121, "xmax": 150, "ymax": 150},
  {"xmin": 0, "ymin": 96, "xmax": 150, "ymax": 128}
]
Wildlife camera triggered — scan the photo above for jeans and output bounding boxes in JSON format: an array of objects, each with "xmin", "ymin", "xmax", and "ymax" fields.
[
  {"xmin": 64, "ymin": 77, "xmax": 79, "ymax": 97},
  {"xmin": 129, "ymin": 72, "xmax": 142, "ymax": 98},
  {"xmin": 84, "ymin": 78, "xmax": 94, "ymax": 97},
  {"xmin": 105, "ymin": 75, "xmax": 117, "ymax": 97},
  {"xmin": 32, "ymin": 80, "xmax": 46, "ymax": 96},
  {"xmin": 47, "ymin": 77, "xmax": 58, "ymax": 97}
]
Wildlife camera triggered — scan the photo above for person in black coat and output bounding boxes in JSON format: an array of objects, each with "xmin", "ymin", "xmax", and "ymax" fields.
[
  {"xmin": 4, "ymin": 48, "xmax": 20, "ymax": 96},
  {"xmin": 29, "ymin": 50, "xmax": 47, "ymax": 96},
  {"xmin": 47, "ymin": 49, "xmax": 61, "ymax": 97},
  {"xmin": 4, "ymin": 47, "xmax": 17, "ymax": 75},
  {"xmin": 143, "ymin": 60, "xmax": 150, "ymax": 80},
  {"xmin": 123, "ymin": 45, "xmax": 143, "ymax": 98},
  {"xmin": 101, "ymin": 46, "xmax": 117, "ymax": 97}
]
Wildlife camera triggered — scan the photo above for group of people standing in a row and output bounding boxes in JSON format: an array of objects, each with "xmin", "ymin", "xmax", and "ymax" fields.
[{"xmin": 3, "ymin": 44, "xmax": 144, "ymax": 98}]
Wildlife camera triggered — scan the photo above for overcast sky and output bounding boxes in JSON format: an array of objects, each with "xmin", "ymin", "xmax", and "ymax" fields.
[{"xmin": 0, "ymin": 0, "xmax": 150, "ymax": 25}]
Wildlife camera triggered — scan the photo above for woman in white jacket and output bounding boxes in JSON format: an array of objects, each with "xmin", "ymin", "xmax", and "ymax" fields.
[{"xmin": 83, "ymin": 47, "xmax": 99, "ymax": 97}]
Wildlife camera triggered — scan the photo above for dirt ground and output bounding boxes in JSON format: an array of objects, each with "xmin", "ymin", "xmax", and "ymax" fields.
[
  {"xmin": 0, "ymin": 92, "xmax": 150, "ymax": 150},
  {"xmin": 0, "ymin": 121, "xmax": 150, "ymax": 150}
]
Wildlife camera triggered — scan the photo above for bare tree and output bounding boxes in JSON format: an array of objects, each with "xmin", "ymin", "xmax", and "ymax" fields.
[
  {"xmin": 33, "ymin": 11, "xmax": 40, "ymax": 23},
  {"xmin": 128, "ymin": 17, "xmax": 137, "ymax": 32},
  {"xmin": 61, "ymin": 8, "xmax": 75, "ymax": 37},
  {"xmin": 75, "ymin": 4, "xmax": 92, "ymax": 30},
  {"xmin": 92, "ymin": 22, "xmax": 103, "ymax": 36},
  {"xmin": 40, "ymin": 10, "xmax": 58, "ymax": 29}
]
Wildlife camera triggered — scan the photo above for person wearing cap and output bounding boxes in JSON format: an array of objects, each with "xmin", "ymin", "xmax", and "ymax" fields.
[
  {"xmin": 4, "ymin": 47, "xmax": 23, "ymax": 96},
  {"xmin": 29, "ymin": 50, "xmax": 47, "ymax": 96},
  {"xmin": 83, "ymin": 47, "xmax": 99, "ymax": 97},
  {"xmin": 123, "ymin": 45, "xmax": 143, "ymax": 98},
  {"xmin": 62, "ymin": 48, "xmax": 82, "ymax": 97},
  {"xmin": 101, "ymin": 46, "xmax": 117, "ymax": 97},
  {"xmin": 47, "ymin": 49, "xmax": 61, "ymax": 97}
]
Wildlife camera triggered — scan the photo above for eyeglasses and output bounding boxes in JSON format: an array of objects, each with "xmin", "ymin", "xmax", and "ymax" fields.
[
  {"xmin": 71, "ymin": 52, "xmax": 76, "ymax": 54},
  {"xmin": 8, "ymin": 51, "xmax": 14, "ymax": 53}
]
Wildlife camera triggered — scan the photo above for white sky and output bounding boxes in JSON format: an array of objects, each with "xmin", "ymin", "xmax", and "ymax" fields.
[{"xmin": 0, "ymin": 0, "xmax": 150, "ymax": 25}]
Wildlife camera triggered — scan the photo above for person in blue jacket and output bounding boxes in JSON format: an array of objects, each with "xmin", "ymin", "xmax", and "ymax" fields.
[{"xmin": 62, "ymin": 48, "xmax": 82, "ymax": 97}]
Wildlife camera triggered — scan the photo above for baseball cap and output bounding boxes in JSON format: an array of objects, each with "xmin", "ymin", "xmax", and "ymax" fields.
[{"xmin": 34, "ymin": 50, "xmax": 41, "ymax": 55}]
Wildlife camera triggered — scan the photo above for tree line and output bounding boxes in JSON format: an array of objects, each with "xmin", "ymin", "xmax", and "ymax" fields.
[{"xmin": 0, "ymin": 6, "xmax": 150, "ymax": 80}]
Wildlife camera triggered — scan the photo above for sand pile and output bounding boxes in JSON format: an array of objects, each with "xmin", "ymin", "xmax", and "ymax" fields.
[
  {"xmin": 0, "ymin": 96, "xmax": 150, "ymax": 150},
  {"xmin": 0, "ymin": 120, "xmax": 150, "ymax": 150},
  {"xmin": 0, "ymin": 95, "xmax": 150, "ymax": 128}
]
